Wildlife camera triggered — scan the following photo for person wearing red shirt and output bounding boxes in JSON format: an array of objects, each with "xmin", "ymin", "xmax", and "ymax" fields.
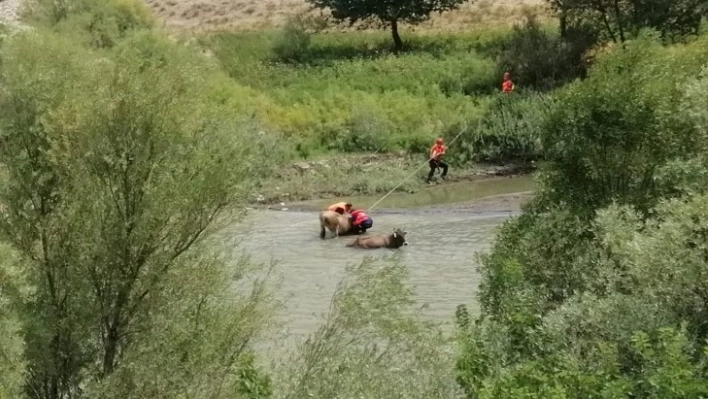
[
  {"xmin": 349, "ymin": 209, "xmax": 373, "ymax": 234},
  {"xmin": 427, "ymin": 138, "xmax": 448, "ymax": 184},
  {"xmin": 328, "ymin": 201, "xmax": 352, "ymax": 215},
  {"xmin": 502, "ymin": 71, "xmax": 515, "ymax": 94}
]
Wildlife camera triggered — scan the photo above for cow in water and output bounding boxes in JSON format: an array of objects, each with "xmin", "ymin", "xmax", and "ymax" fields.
[
  {"xmin": 346, "ymin": 228, "xmax": 408, "ymax": 249},
  {"xmin": 319, "ymin": 210, "xmax": 357, "ymax": 239}
]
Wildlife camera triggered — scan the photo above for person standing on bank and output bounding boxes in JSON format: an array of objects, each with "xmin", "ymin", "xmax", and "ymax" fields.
[
  {"xmin": 427, "ymin": 138, "xmax": 448, "ymax": 184},
  {"xmin": 502, "ymin": 71, "xmax": 515, "ymax": 94}
]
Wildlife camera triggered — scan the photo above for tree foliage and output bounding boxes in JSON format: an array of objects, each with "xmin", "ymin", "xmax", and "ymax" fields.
[
  {"xmin": 495, "ymin": 16, "xmax": 595, "ymax": 90},
  {"xmin": 546, "ymin": 0, "xmax": 704, "ymax": 43},
  {"xmin": 538, "ymin": 33, "xmax": 708, "ymax": 216},
  {"xmin": 22, "ymin": 0, "xmax": 155, "ymax": 48},
  {"xmin": 456, "ymin": 31, "xmax": 708, "ymax": 398},
  {"xmin": 306, "ymin": 0, "xmax": 470, "ymax": 49},
  {"xmin": 0, "ymin": 22, "xmax": 278, "ymax": 399}
]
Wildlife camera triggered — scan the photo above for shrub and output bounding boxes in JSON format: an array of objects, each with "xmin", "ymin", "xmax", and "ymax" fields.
[
  {"xmin": 271, "ymin": 14, "xmax": 329, "ymax": 63},
  {"xmin": 452, "ymin": 93, "xmax": 552, "ymax": 164},
  {"xmin": 539, "ymin": 32, "xmax": 708, "ymax": 215},
  {"xmin": 0, "ymin": 244, "xmax": 27, "ymax": 399},
  {"xmin": 457, "ymin": 322, "xmax": 708, "ymax": 399},
  {"xmin": 496, "ymin": 15, "xmax": 596, "ymax": 90},
  {"xmin": 0, "ymin": 28, "xmax": 279, "ymax": 398},
  {"xmin": 273, "ymin": 256, "xmax": 463, "ymax": 399},
  {"xmin": 272, "ymin": 19, "xmax": 312, "ymax": 63},
  {"xmin": 327, "ymin": 102, "xmax": 393, "ymax": 152},
  {"xmin": 457, "ymin": 32, "xmax": 708, "ymax": 399},
  {"xmin": 23, "ymin": 0, "xmax": 155, "ymax": 48}
]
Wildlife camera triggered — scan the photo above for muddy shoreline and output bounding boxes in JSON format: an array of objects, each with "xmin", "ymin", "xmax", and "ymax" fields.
[
  {"xmin": 249, "ymin": 158, "xmax": 536, "ymax": 208},
  {"xmin": 280, "ymin": 188, "xmax": 535, "ymax": 215}
]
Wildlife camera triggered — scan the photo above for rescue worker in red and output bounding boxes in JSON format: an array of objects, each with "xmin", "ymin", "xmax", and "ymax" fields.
[
  {"xmin": 328, "ymin": 201, "xmax": 353, "ymax": 215},
  {"xmin": 427, "ymin": 138, "xmax": 448, "ymax": 184},
  {"xmin": 502, "ymin": 71, "xmax": 515, "ymax": 94},
  {"xmin": 350, "ymin": 209, "xmax": 373, "ymax": 234}
]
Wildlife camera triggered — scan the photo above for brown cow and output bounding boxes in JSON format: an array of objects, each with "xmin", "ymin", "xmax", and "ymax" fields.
[
  {"xmin": 319, "ymin": 210, "xmax": 356, "ymax": 239},
  {"xmin": 346, "ymin": 228, "xmax": 408, "ymax": 249}
]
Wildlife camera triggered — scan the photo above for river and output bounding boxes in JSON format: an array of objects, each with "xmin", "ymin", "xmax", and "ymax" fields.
[{"xmin": 228, "ymin": 175, "xmax": 535, "ymax": 356}]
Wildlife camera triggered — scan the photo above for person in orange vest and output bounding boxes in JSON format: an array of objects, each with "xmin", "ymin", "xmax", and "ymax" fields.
[
  {"xmin": 350, "ymin": 209, "xmax": 373, "ymax": 234},
  {"xmin": 502, "ymin": 71, "xmax": 515, "ymax": 94},
  {"xmin": 328, "ymin": 202, "xmax": 353, "ymax": 215},
  {"xmin": 427, "ymin": 138, "xmax": 448, "ymax": 184}
]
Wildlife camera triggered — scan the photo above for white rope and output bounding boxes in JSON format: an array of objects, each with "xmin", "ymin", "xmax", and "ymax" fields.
[{"xmin": 365, "ymin": 123, "xmax": 471, "ymax": 213}]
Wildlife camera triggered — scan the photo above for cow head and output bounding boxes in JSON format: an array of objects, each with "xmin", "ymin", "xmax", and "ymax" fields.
[{"xmin": 391, "ymin": 228, "xmax": 409, "ymax": 247}]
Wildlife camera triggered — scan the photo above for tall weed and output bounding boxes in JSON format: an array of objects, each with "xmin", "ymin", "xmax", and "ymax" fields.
[
  {"xmin": 23, "ymin": 0, "xmax": 155, "ymax": 48},
  {"xmin": 273, "ymin": 256, "xmax": 463, "ymax": 399},
  {"xmin": 451, "ymin": 93, "xmax": 551, "ymax": 164}
]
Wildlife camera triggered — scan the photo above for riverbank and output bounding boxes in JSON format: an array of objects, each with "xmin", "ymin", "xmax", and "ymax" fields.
[{"xmin": 249, "ymin": 153, "xmax": 535, "ymax": 207}]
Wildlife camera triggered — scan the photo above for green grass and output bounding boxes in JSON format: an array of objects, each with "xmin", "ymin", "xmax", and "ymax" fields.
[
  {"xmin": 195, "ymin": 27, "xmax": 557, "ymax": 200},
  {"xmin": 199, "ymin": 30, "xmax": 516, "ymax": 158}
]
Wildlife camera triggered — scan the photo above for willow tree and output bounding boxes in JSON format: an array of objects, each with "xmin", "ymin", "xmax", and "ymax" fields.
[
  {"xmin": 0, "ymin": 28, "xmax": 279, "ymax": 399},
  {"xmin": 307, "ymin": 0, "xmax": 470, "ymax": 50}
]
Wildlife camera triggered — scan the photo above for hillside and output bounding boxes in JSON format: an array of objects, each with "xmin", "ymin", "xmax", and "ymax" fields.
[{"xmin": 143, "ymin": 0, "xmax": 549, "ymax": 32}]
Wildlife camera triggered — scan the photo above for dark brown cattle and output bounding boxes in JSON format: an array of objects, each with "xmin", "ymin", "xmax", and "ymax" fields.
[{"xmin": 346, "ymin": 228, "xmax": 408, "ymax": 249}]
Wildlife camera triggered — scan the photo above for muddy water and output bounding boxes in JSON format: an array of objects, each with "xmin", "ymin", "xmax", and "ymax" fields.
[{"xmin": 229, "ymin": 176, "xmax": 535, "ymax": 356}]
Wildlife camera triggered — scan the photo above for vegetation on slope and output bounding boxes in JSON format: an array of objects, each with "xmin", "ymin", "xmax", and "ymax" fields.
[
  {"xmin": 455, "ymin": 32, "xmax": 708, "ymax": 398},
  {"xmin": 1, "ymin": 0, "xmax": 707, "ymax": 398}
]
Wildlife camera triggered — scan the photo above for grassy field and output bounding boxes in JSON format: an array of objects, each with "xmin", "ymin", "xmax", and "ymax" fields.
[
  {"xmin": 136, "ymin": 0, "xmax": 556, "ymax": 202},
  {"xmin": 144, "ymin": 0, "xmax": 550, "ymax": 32},
  {"xmin": 195, "ymin": 27, "xmax": 550, "ymax": 201}
]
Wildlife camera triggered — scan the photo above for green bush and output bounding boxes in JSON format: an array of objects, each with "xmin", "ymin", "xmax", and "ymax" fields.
[
  {"xmin": 457, "ymin": 322, "xmax": 708, "ymax": 399},
  {"xmin": 24, "ymin": 0, "xmax": 155, "ymax": 48},
  {"xmin": 539, "ymin": 32, "xmax": 708, "ymax": 215},
  {"xmin": 457, "ymin": 196, "xmax": 708, "ymax": 398},
  {"xmin": 450, "ymin": 93, "xmax": 551, "ymax": 165},
  {"xmin": 328, "ymin": 102, "xmax": 393, "ymax": 152},
  {"xmin": 273, "ymin": 256, "xmax": 462, "ymax": 399},
  {"xmin": 0, "ymin": 244, "xmax": 27, "ymax": 399},
  {"xmin": 456, "ymin": 30, "xmax": 708, "ymax": 399},
  {"xmin": 0, "ymin": 26, "xmax": 281, "ymax": 399},
  {"xmin": 272, "ymin": 15, "xmax": 314, "ymax": 63},
  {"xmin": 495, "ymin": 16, "xmax": 595, "ymax": 90}
]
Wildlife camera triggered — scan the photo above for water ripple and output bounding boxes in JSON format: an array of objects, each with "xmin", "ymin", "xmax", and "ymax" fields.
[{"xmin": 228, "ymin": 209, "xmax": 513, "ymax": 347}]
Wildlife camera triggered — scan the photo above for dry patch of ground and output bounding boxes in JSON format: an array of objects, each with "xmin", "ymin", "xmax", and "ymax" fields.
[
  {"xmin": 144, "ymin": 0, "xmax": 552, "ymax": 33},
  {"xmin": 0, "ymin": 0, "xmax": 30, "ymax": 30},
  {"xmin": 248, "ymin": 153, "xmax": 536, "ymax": 206}
]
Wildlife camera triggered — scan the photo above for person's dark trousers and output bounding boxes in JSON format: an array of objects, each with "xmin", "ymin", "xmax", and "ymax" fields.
[
  {"xmin": 356, "ymin": 218, "xmax": 373, "ymax": 234},
  {"xmin": 427, "ymin": 159, "xmax": 448, "ymax": 182}
]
